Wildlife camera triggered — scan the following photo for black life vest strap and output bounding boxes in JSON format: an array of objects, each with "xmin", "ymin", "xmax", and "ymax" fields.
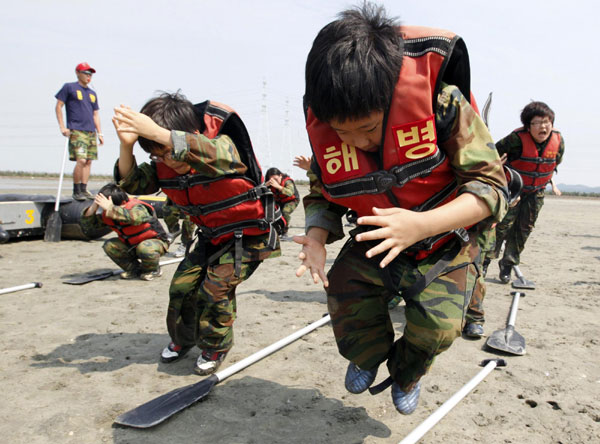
[
  {"xmin": 323, "ymin": 150, "xmax": 446, "ymax": 198},
  {"xmin": 514, "ymin": 169, "xmax": 553, "ymax": 179},
  {"xmin": 519, "ymin": 156, "xmax": 556, "ymax": 165},
  {"xmin": 177, "ymin": 185, "xmax": 272, "ymax": 217},
  {"xmin": 158, "ymin": 174, "xmax": 220, "ymax": 190}
]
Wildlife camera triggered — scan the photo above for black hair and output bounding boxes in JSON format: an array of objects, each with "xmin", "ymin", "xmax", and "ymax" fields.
[
  {"xmin": 304, "ymin": 1, "xmax": 404, "ymax": 123},
  {"xmin": 520, "ymin": 101, "xmax": 555, "ymax": 128},
  {"xmin": 98, "ymin": 183, "xmax": 129, "ymax": 206},
  {"xmin": 265, "ymin": 167, "xmax": 284, "ymax": 180},
  {"xmin": 138, "ymin": 91, "xmax": 202, "ymax": 153}
]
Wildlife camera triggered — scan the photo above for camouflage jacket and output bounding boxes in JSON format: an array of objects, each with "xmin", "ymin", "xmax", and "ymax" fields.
[
  {"xmin": 304, "ymin": 83, "xmax": 509, "ymax": 244},
  {"xmin": 81, "ymin": 203, "xmax": 155, "ymax": 232},
  {"xmin": 114, "ymin": 131, "xmax": 280, "ymax": 262}
]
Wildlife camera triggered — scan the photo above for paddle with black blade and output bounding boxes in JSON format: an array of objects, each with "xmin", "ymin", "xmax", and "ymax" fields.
[
  {"xmin": 63, "ymin": 257, "xmax": 185, "ymax": 285},
  {"xmin": 486, "ymin": 291, "xmax": 526, "ymax": 355},
  {"xmin": 114, "ymin": 314, "xmax": 331, "ymax": 428},
  {"xmin": 512, "ymin": 265, "xmax": 535, "ymax": 290},
  {"xmin": 44, "ymin": 137, "xmax": 70, "ymax": 242}
]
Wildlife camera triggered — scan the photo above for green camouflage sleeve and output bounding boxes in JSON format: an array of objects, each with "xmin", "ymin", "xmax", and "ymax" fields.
[
  {"xmin": 303, "ymin": 168, "xmax": 347, "ymax": 244},
  {"xmin": 80, "ymin": 212, "xmax": 105, "ymax": 233},
  {"xmin": 170, "ymin": 131, "xmax": 248, "ymax": 178},
  {"xmin": 107, "ymin": 203, "xmax": 154, "ymax": 225},
  {"xmin": 495, "ymin": 131, "xmax": 522, "ymax": 163},
  {"xmin": 436, "ymin": 84, "xmax": 508, "ymax": 222},
  {"xmin": 114, "ymin": 156, "xmax": 161, "ymax": 195},
  {"xmin": 280, "ymin": 179, "xmax": 296, "ymax": 198}
]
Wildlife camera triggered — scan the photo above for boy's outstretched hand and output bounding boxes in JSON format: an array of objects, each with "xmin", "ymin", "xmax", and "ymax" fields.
[
  {"xmin": 113, "ymin": 105, "xmax": 171, "ymax": 146},
  {"xmin": 355, "ymin": 207, "xmax": 427, "ymax": 268},
  {"xmin": 293, "ymin": 234, "xmax": 329, "ymax": 287}
]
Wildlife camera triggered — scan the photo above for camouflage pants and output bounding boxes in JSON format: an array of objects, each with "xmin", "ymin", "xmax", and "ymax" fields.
[
  {"xmin": 68, "ymin": 130, "xmax": 98, "ymax": 161},
  {"xmin": 486, "ymin": 191, "xmax": 544, "ymax": 267},
  {"xmin": 162, "ymin": 201, "xmax": 194, "ymax": 245},
  {"xmin": 281, "ymin": 201, "xmax": 298, "ymax": 233},
  {"xmin": 465, "ymin": 226, "xmax": 496, "ymax": 325},
  {"xmin": 103, "ymin": 237, "xmax": 168, "ymax": 273},
  {"xmin": 166, "ymin": 242, "xmax": 261, "ymax": 352},
  {"xmin": 327, "ymin": 234, "xmax": 480, "ymax": 392}
]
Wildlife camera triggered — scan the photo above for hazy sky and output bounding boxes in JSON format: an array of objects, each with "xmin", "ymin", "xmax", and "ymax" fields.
[{"xmin": 1, "ymin": 0, "xmax": 598, "ymax": 186}]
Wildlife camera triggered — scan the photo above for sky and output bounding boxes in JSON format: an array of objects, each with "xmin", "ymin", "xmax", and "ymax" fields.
[{"xmin": 1, "ymin": 0, "xmax": 599, "ymax": 186}]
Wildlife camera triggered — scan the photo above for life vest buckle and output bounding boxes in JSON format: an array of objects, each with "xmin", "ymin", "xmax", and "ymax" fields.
[
  {"xmin": 175, "ymin": 175, "xmax": 190, "ymax": 189},
  {"xmin": 372, "ymin": 172, "xmax": 397, "ymax": 192}
]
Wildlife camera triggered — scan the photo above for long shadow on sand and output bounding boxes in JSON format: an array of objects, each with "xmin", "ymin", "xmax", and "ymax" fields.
[
  {"xmin": 112, "ymin": 376, "xmax": 391, "ymax": 444},
  {"xmin": 30, "ymin": 332, "xmax": 203, "ymax": 376}
]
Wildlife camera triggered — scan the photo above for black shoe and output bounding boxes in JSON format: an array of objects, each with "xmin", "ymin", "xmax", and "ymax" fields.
[
  {"xmin": 499, "ymin": 264, "xmax": 512, "ymax": 284},
  {"xmin": 482, "ymin": 258, "xmax": 491, "ymax": 278},
  {"xmin": 464, "ymin": 322, "xmax": 484, "ymax": 338}
]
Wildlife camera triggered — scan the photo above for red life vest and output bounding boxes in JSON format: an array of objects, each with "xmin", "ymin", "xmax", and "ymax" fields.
[
  {"xmin": 101, "ymin": 198, "xmax": 166, "ymax": 246},
  {"xmin": 270, "ymin": 176, "xmax": 300, "ymax": 205},
  {"xmin": 156, "ymin": 101, "xmax": 281, "ymax": 247},
  {"xmin": 509, "ymin": 128, "xmax": 560, "ymax": 193},
  {"xmin": 306, "ymin": 26, "xmax": 474, "ymax": 259}
]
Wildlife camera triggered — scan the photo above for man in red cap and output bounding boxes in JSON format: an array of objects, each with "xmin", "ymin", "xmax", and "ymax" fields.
[{"xmin": 55, "ymin": 62, "xmax": 104, "ymax": 200}]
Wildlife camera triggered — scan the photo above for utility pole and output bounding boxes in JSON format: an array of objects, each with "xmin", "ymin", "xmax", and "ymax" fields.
[{"xmin": 258, "ymin": 79, "xmax": 272, "ymax": 169}]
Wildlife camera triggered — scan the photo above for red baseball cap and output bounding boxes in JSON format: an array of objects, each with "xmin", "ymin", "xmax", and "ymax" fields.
[{"xmin": 75, "ymin": 62, "xmax": 96, "ymax": 73}]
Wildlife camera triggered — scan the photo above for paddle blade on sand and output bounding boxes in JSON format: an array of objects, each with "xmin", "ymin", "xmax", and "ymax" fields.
[
  {"xmin": 486, "ymin": 291, "xmax": 526, "ymax": 356},
  {"xmin": 115, "ymin": 375, "xmax": 218, "ymax": 428},
  {"xmin": 486, "ymin": 325, "xmax": 526, "ymax": 355},
  {"xmin": 43, "ymin": 211, "xmax": 62, "ymax": 242},
  {"xmin": 511, "ymin": 265, "xmax": 535, "ymax": 290}
]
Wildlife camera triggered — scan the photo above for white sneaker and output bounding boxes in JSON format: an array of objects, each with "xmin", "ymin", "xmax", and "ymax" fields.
[
  {"xmin": 194, "ymin": 350, "xmax": 227, "ymax": 375},
  {"xmin": 173, "ymin": 244, "xmax": 187, "ymax": 257}
]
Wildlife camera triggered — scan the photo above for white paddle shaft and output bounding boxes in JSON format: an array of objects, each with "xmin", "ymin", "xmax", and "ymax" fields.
[
  {"xmin": 54, "ymin": 138, "xmax": 70, "ymax": 212},
  {"xmin": 399, "ymin": 360, "xmax": 500, "ymax": 444},
  {"xmin": 216, "ymin": 315, "xmax": 331, "ymax": 382},
  {"xmin": 0, "ymin": 282, "xmax": 42, "ymax": 295}
]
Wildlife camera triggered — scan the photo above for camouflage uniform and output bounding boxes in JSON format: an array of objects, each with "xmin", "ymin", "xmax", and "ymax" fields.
[
  {"xmin": 115, "ymin": 131, "xmax": 280, "ymax": 353},
  {"xmin": 305, "ymin": 84, "xmax": 508, "ymax": 391},
  {"xmin": 162, "ymin": 198, "xmax": 194, "ymax": 246},
  {"xmin": 277, "ymin": 179, "xmax": 299, "ymax": 232},
  {"xmin": 485, "ymin": 131, "xmax": 565, "ymax": 267},
  {"xmin": 80, "ymin": 202, "xmax": 168, "ymax": 273},
  {"xmin": 465, "ymin": 225, "xmax": 495, "ymax": 326},
  {"xmin": 69, "ymin": 129, "xmax": 98, "ymax": 161}
]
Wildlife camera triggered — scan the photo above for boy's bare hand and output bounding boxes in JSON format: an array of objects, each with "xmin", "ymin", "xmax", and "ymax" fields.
[
  {"xmin": 293, "ymin": 155, "xmax": 311, "ymax": 171},
  {"xmin": 94, "ymin": 193, "xmax": 113, "ymax": 212},
  {"xmin": 112, "ymin": 111, "xmax": 137, "ymax": 148},
  {"xmin": 355, "ymin": 207, "xmax": 427, "ymax": 268},
  {"xmin": 113, "ymin": 105, "xmax": 163, "ymax": 140},
  {"xmin": 293, "ymin": 234, "xmax": 329, "ymax": 287}
]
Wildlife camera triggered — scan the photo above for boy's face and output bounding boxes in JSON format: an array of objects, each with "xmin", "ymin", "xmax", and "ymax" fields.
[
  {"xmin": 150, "ymin": 146, "xmax": 191, "ymax": 175},
  {"xmin": 528, "ymin": 116, "xmax": 553, "ymax": 144},
  {"xmin": 329, "ymin": 111, "xmax": 384, "ymax": 152}
]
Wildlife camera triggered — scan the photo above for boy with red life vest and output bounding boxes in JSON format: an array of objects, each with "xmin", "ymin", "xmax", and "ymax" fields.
[
  {"xmin": 485, "ymin": 101, "xmax": 565, "ymax": 283},
  {"xmin": 112, "ymin": 92, "xmax": 282, "ymax": 375},
  {"xmin": 295, "ymin": 3, "xmax": 508, "ymax": 414},
  {"xmin": 265, "ymin": 167, "xmax": 300, "ymax": 238},
  {"xmin": 81, "ymin": 183, "xmax": 169, "ymax": 280}
]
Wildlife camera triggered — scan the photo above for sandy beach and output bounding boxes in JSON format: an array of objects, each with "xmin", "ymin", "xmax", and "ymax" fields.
[{"xmin": 0, "ymin": 178, "xmax": 598, "ymax": 443}]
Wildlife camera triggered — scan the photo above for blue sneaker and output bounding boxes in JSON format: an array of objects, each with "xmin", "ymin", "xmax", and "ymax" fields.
[
  {"xmin": 392, "ymin": 381, "xmax": 421, "ymax": 415},
  {"xmin": 344, "ymin": 362, "xmax": 378, "ymax": 394},
  {"xmin": 464, "ymin": 322, "xmax": 484, "ymax": 338}
]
